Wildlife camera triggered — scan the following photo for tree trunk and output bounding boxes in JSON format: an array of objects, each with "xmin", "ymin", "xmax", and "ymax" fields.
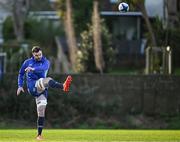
[
  {"xmin": 92, "ymin": 0, "xmax": 105, "ymax": 73},
  {"xmin": 139, "ymin": 4, "xmax": 157, "ymax": 46},
  {"xmin": 12, "ymin": 0, "xmax": 29, "ymax": 42},
  {"xmin": 138, "ymin": 2, "xmax": 160, "ymax": 73},
  {"xmin": 55, "ymin": 36, "xmax": 71, "ymax": 73},
  {"xmin": 64, "ymin": 0, "xmax": 78, "ymax": 72}
]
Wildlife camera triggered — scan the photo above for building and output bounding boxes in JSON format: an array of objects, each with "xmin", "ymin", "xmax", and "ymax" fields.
[
  {"xmin": 101, "ymin": 1, "xmax": 145, "ymax": 67},
  {"xmin": 101, "ymin": 11, "xmax": 144, "ymax": 67},
  {"xmin": 101, "ymin": 0, "xmax": 179, "ymax": 67}
]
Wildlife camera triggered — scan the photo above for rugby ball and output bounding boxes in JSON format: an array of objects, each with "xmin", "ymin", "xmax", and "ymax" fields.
[{"xmin": 118, "ymin": 2, "xmax": 129, "ymax": 12}]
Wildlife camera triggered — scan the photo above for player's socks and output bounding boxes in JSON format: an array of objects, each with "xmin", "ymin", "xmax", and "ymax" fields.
[
  {"xmin": 37, "ymin": 116, "xmax": 45, "ymax": 136},
  {"xmin": 48, "ymin": 79, "xmax": 63, "ymax": 89}
]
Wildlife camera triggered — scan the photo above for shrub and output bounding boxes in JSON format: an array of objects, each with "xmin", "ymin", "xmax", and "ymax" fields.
[{"xmin": 76, "ymin": 20, "xmax": 115, "ymax": 73}]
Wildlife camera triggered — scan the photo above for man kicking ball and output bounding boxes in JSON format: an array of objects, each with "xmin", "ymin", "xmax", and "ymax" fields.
[{"xmin": 16, "ymin": 46, "xmax": 72, "ymax": 140}]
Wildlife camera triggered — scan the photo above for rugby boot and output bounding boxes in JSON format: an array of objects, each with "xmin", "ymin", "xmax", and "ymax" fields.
[{"xmin": 63, "ymin": 75, "xmax": 72, "ymax": 92}]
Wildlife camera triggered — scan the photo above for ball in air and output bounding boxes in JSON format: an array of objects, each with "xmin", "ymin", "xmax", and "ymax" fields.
[{"xmin": 118, "ymin": 2, "xmax": 129, "ymax": 12}]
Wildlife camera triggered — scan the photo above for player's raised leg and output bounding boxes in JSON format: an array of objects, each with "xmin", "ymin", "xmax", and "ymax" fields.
[{"xmin": 36, "ymin": 75, "xmax": 72, "ymax": 92}]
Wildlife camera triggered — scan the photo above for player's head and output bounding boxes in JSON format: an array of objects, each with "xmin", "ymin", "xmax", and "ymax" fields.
[{"xmin": 32, "ymin": 46, "xmax": 42, "ymax": 61}]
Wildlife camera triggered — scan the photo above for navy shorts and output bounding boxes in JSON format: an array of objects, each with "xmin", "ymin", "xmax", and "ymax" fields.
[{"xmin": 27, "ymin": 80, "xmax": 48, "ymax": 98}]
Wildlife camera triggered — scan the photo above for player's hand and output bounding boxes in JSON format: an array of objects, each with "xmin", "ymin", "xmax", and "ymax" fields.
[
  {"xmin": 16, "ymin": 87, "xmax": 24, "ymax": 96},
  {"xmin": 25, "ymin": 67, "xmax": 34, "ymax": 72}
]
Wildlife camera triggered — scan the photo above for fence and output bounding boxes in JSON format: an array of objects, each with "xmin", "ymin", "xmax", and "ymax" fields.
[{"xmin": 0, "ymin": 74, "xmax": 180, "ymax": 128}]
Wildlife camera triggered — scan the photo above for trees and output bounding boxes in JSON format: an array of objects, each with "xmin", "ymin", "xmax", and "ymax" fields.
[
  {"xmin": 12, "ymin": 0, "xmax": 30, "ymax": 42},
  {"xmin": 64, "ymin": 0, "xmax": 78, "ymax": 72},
  {"xmin": 77, "ymin": 20, "xmax": 114, "ymax": 73},
  {"xmin": 0, "ymin": 0, "xmax": 30, "ymax": 42},
  {"xmin": 92, "ymin": 0, "xmax": 105, "ymax": 73},
  {"xmin": 128, "ymin": 0, "xmax": 156, "ymax": 46},
  {"xmin": 55, "ymin": 0, "xmax": 106, "ymax": 73},
  {"xmin": 126, "ymin": 0, "xmax": 160, "ymax": 74},
  {"xmin": 55, "ymin": 0, "xmax": 78, "ymax": 72}
]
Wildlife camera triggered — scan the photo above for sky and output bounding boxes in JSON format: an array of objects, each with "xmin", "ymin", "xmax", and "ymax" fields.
[
  {"xmin": 145, "ymin": 0, "xmax": 164, "ymax": 19},
  {"xmin": 110, "ymin": 0, "xmax": 164, "ymax": 19}
]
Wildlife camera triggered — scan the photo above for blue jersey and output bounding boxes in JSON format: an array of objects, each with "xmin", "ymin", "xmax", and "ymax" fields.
[{"xmin": 18, "ymin": 56, "xmax": 50, "ymax": 96}]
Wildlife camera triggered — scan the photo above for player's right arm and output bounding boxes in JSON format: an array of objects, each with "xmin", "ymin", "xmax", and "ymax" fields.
[{"xmin": 17, "ymin": 60, "xmax": 28, "ymax": 96}]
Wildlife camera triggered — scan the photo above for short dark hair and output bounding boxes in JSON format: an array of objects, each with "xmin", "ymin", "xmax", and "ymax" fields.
[{"xmin": 32, "ymin": 46, "xmax": 41, "ymax": 53}]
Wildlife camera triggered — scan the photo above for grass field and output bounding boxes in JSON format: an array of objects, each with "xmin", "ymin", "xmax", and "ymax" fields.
[{"xmin": 0, "ymin": 129, "xmax": 180, "ymax": 142}]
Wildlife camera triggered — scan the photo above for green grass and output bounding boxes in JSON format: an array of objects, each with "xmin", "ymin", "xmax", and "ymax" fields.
[{"xmin": 0, "ymin": 129, "xmax": 180, "ymax": 142}]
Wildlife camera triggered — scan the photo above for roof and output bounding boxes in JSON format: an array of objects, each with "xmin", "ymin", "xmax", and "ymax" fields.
[
  {"xmin": 100, "ymin": 11, "xmax": 142, "ymax": 17},
  {"xmin": 29, "ymin": 11, "xmax": 60, "ymax": 20}
]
